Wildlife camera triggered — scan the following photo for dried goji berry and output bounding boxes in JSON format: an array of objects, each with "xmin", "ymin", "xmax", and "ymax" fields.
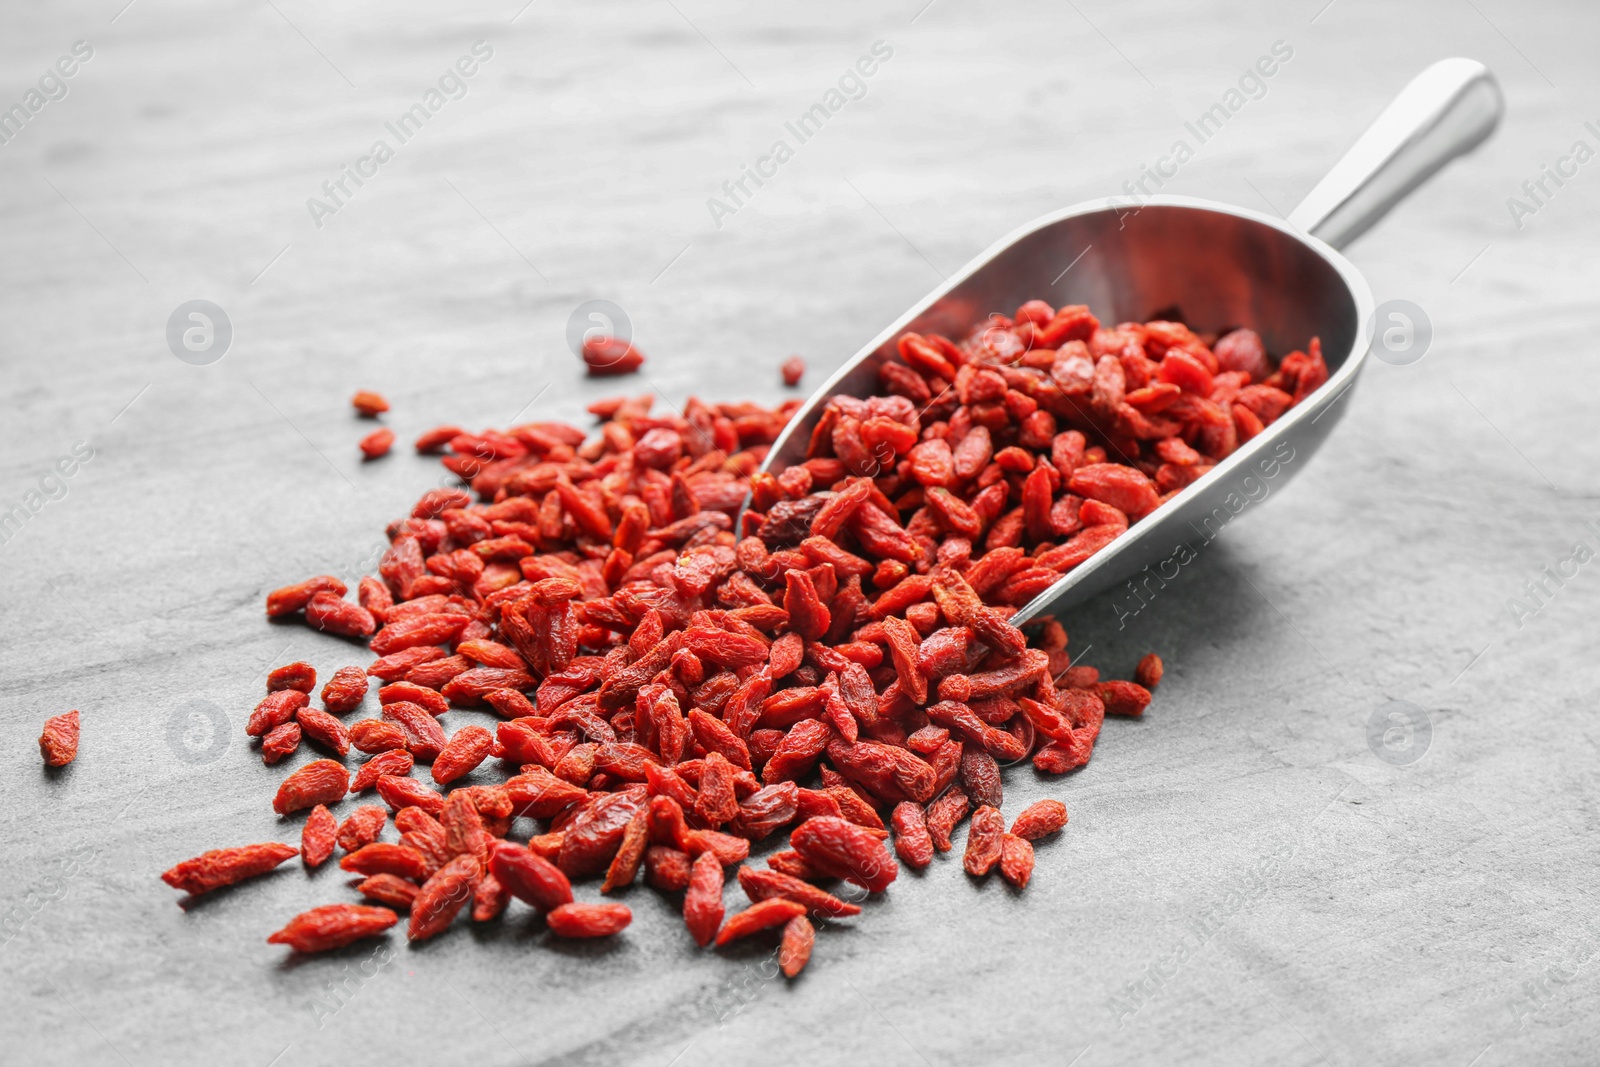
[
  {"xmin": 781, "ymin": 355, "xmax": 805, "ymax": 387},
  {"xmin": 546, "ymin": 901, "xmax": 632, "ymax": 937},
  {"xmin": 268, "ymin": 662, "xmax": 317, "ymax": 693},
  {"xmin": 266, "ymin": 575, "xmax": 346, "ymax": 617},
  {"xmin": 341, "ymin": 842, "xmax": 430, "ymax": 881},
  {"xmin": 963, "ymin": 804, "xmax": 1005, "ymax": 876},
  {"xmin": 714, "ymin": 897, "xmax": 806, "ymax": 946},
  {"xmin": 351, "ymin": 748, "xmax": 415, "ymax": 792},
  {"xmin": 269, "ymin": 903, "xmax": 397, "ymax": 952},
  {"xmin": 432, "ymin": 725, "xmax": 493, "ymax": 785},
  {"xmin": 273, "ymin": 759, "xmax": 349, "ymax": 815},
  {"xmin": 408, "ymin": 854, "xmax": 480, "ymax": 940},
  {"xmin": 359, "ymin": 874, "xmax": 420, "ymax": 910},
  {"xmin": 683, "ymin": 850, "xmax": 724, "ymax": 947},
  {"xmin": 645, "ymin": 846, "xmax": 693, "ymax": 892},
  {"xmin": 296, "ymin": 707, "xmax": 350, "ymax": 757},
  {"xmin": 301, "ymin": 804, "xmax": 337, "ymax": 868},
  {"xmin": 261, "ymin": 722, "xmax": 302, "ymax": 764},
  {"xmin": 351, "ymin": 390, "xmax": 390, "ymax": 416},
  {"xmin": 1010, "ymin": 799, "xmax": 1067, "ymax": 841},
  {"xmin": 1135, "ymin": 652, "xmax": 1164, "ymax": 690},
  {"xmin": 779, "ymin": 915, "xmax": 814, "ymax": 977},
  {"xmin": 38, "ymin": 710, "xmax": 79, "ymax": 767},
  {"xmin": 789, "ymin": 817, "xmax": 897, "ymax": 893},
  {"xmin": 890, "ymin": 801, "xmax": 934, "ymax": 868},
  {"xmin": 998, "ymin": 832, "xmax": 1034, "ymax": 888},
  {"xmin": 336, "ymin": 805, "xmax": 388, "ymax": 852},
  {"xmin": 735, "ymin": 866, "xmax": 861, "ymax": 917},
  {"xmin": 375, "ymin": 773, "xmax": 446, "ymax": 816},
  {"xmin": 359, "ymin": 427, "xmax": 396, "ymax": 459},
  {"xmin": 161, "ymin": 843, "xmax": 299, "ymax": 896}
]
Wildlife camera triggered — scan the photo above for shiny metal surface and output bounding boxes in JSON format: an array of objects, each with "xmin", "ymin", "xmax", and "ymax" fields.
[
  {"xmin": 756, "ymin": 59, "xmax": 1502, "ymax": 627},
  {"xmin": 1288, "ymin": 58, "xmax": 1503, "ymax": 248}
]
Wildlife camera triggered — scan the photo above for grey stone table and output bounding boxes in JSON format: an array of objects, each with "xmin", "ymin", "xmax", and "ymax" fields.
[{"xmin": 2, "ymin": 1, "xmax": 1597, "ymax": 1064}]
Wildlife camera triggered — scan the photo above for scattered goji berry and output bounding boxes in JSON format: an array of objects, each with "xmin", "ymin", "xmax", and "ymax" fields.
[
  {"xmin": 408, "ymin": 854, "xmax": 480, "ymax": 941},
  {"xmin": 162, "ymin": 843, "xmax": 299, "ymax": 896},
  {"xmin": 301, "ymin": 804, "xmax": 337, "ymax": 868},
  {"xmin": 963, "ymin": 804, "xmax": 1004, "ymax": 877},
  {"xmin": 38, "ymin": 710, "xmax": 79, "ymax": 767},
  {"xmin": 779, "ymin": 915, "xmax": 813, "ymax": 977},
  {"xmin": 1010, "ymin": 799, "xmax": 1067, "ymax": 841},
  {"xmin": 273, "ymin": 759, "xmax": 350, "ymax": 815},
  {"xmin": 270, "ymin": 903, "xmax": 397, "ymax": 952},
  {"xmin": 546, "ymin": 901, "xmax": 632, "ymax": 937},
  {"xmin": 268, "ymin": 662, "xmax": 317, "ymax": 693},
  {"xmin": 351, "ymin": 390, "xmax": 390, "ymax": 416},
  {"xmin": 683, "ymin": 850, "xmax": 725, "ymax": 947},
  {"xmin": 714, "ymin": 898, "xmax": 806, "ymax": 946},
  {"xmin": 321, "ymin": 665, "xmax": 370, "ymax": 713}
]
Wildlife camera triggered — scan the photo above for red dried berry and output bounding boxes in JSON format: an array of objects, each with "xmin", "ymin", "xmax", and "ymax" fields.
[
  {"xmin": 490, "ymin": 841, "xmax": 574, "ymax": 911},
  {"xmin": 890, "ymin": 801, "xmax": 934, "ymax": 869},
  {"xmin": 962, "ymin": 804, "xmax": 1005, "ymax": 877},
  {"xmin": 351, "ymin": 390, "xmax": 390, "ymax": 416},
  {"xmin": 546, "ymin": 902, "xmax": 632, "ymax": 937},
  {"xmin": 273, "ymin": 759, "xmax": 350, "ymax": 815},
  {"xmin": 581, "ymin": 336, "xmax": 645, "ymax": 376},
  {"xmin": 714, "ymin": 898, "xmax": 806, "ymax": 946},
  {"xmin": 268, "ymin": 662, "xmax": 317, "ymax": 693},
  {"xmin": 375, "ymin": 773, "xmax": 445, "ymax": 816},
  {"xmin": 358, "ymin": 874, "xmax": 419, "ymax": 910},
  {"xmin": 779, "ymin": 915, "xmax": 814, "ymax": 977},
  {"xmin": 39, "ymin": 710, "xmax": 79, "ymax": 767},
  {"xmin": 265, "ymin": 575, "xmax": 346, "ymax": 617},
  {"xmin": 789, "ymin": 817, "xmax": 897, "ymax": 893},
  {"xmin": 1135, "ymin": 652, "xmax": 1164, "ymax": 690},
  {"xmin": 432, "ymin": 725, "xmax": 493, "ymax": 785},
  {"xmin": 1010, "ymin": 799, "xmax": 1067, "ymax": 841},
  {"xmin": 360, "ymin": 427, "xmax": 395, "ymax": 459},
  {"xmin": 296, "ymin": 707, "xmax": 350, "ymax": 757},
  {"xmin": 336, "ymin": 805, "xmax": 388, "ymax": 852},
  {"xmin": 735, "ymin": 866, "xmax": 861, "ymax": 917},
  {"xmin": 780, "ymin": 355, "xmax": 805, "ymax": 387},
  {"xmin": 683, "ymin": 851, "xmax": 724, "ymax": 947},
  {"xmin": 998, "ymin": 832, "xmax": 1034, "ymax": 888},
  {"xmin": 269, "ymin": 904, "xmax": 397, "ymax": 953},
  {"xmin": 349, "ymin": 719, "xmax": 409, "ymax": 755},
  {"xmin": 161, "ymin": 843, "xmax": 299, "ymax": 896},
  {"xmin": 261, "ymin": 722, "xmax": 302, "ymax": 764},
  {"xmin": 321, "ymin": 665, "xmax": 370, "ymax": 714},
  {"xmin": 341, "ymin": 842, "xmax": 431, "ymax": 881},
  {"xmin": 301, "ymin": 804, "xmax": 337, "ymax": 867},
  {"xmin": 645, "ymin": 846, "xmax": 693, "ymax": 892},
  {"xmin": 408, "ymin": 854, "xmax": 480, "ymax": 941}
]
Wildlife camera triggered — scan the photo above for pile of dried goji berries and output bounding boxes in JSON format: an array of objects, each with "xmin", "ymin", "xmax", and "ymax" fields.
[{"xmin": 162, "ymin": 302, "xmax": 1325, "ymax": 973}]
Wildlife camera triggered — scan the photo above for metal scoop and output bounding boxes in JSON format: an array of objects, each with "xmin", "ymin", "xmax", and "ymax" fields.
[{"xmin": 758, "ymin": 58, "xmax": 1503, "ymax": 626}]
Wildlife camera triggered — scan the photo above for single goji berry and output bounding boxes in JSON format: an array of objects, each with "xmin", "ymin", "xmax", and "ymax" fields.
[
  {"xmin": 273, "ymin": 759, "xmax": 350, "ymax": 815},
  {"xmin": 301, "ymin": 804, "xmax": 337, "ymax": 868},
  {"xmin": 714, "ymin": 897, "xmax": 806, "ymax": 946},
  {"xmin": 408, "ymin": 854, "xmax": 480, "ymax": 940},
  {"xmin": 546, "ymin": 901, "xmax": 632, "ymax": 937},
  {"xmin": 683, "ymin": 850, "xmax": 724, "ymax": 947},
  {"xmin": 351, "ymin": 390, "xmax": 390, "ymax": 416},
  {"xmin": 269, "ymin": 904, "xmax": 397, "ymax": 953},
  {"xmin": 962, "ymin": 804, "xmax": 1005, "ymax": 876},
  {"xmin": 779, "ymin": 914, "xmax": 814, "ymax": 977},
  {"xmin": 161, "ymin": 843, "xmax": 299, "ymax": 896},
  {"xmin": 38, "ymin": 710, "xmax": 79, "ymax": 767}
]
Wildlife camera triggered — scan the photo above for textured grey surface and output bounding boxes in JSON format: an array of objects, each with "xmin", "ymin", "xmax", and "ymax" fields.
[{"xmin": 2, "ymin": 1, "xmax": 1598, "ymax": 1065}]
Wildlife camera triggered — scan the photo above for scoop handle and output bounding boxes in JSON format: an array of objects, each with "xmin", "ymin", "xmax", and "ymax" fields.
[{"xmin": 1288, "ymin": 58, "xmax": 1502, "ymax": 250}]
